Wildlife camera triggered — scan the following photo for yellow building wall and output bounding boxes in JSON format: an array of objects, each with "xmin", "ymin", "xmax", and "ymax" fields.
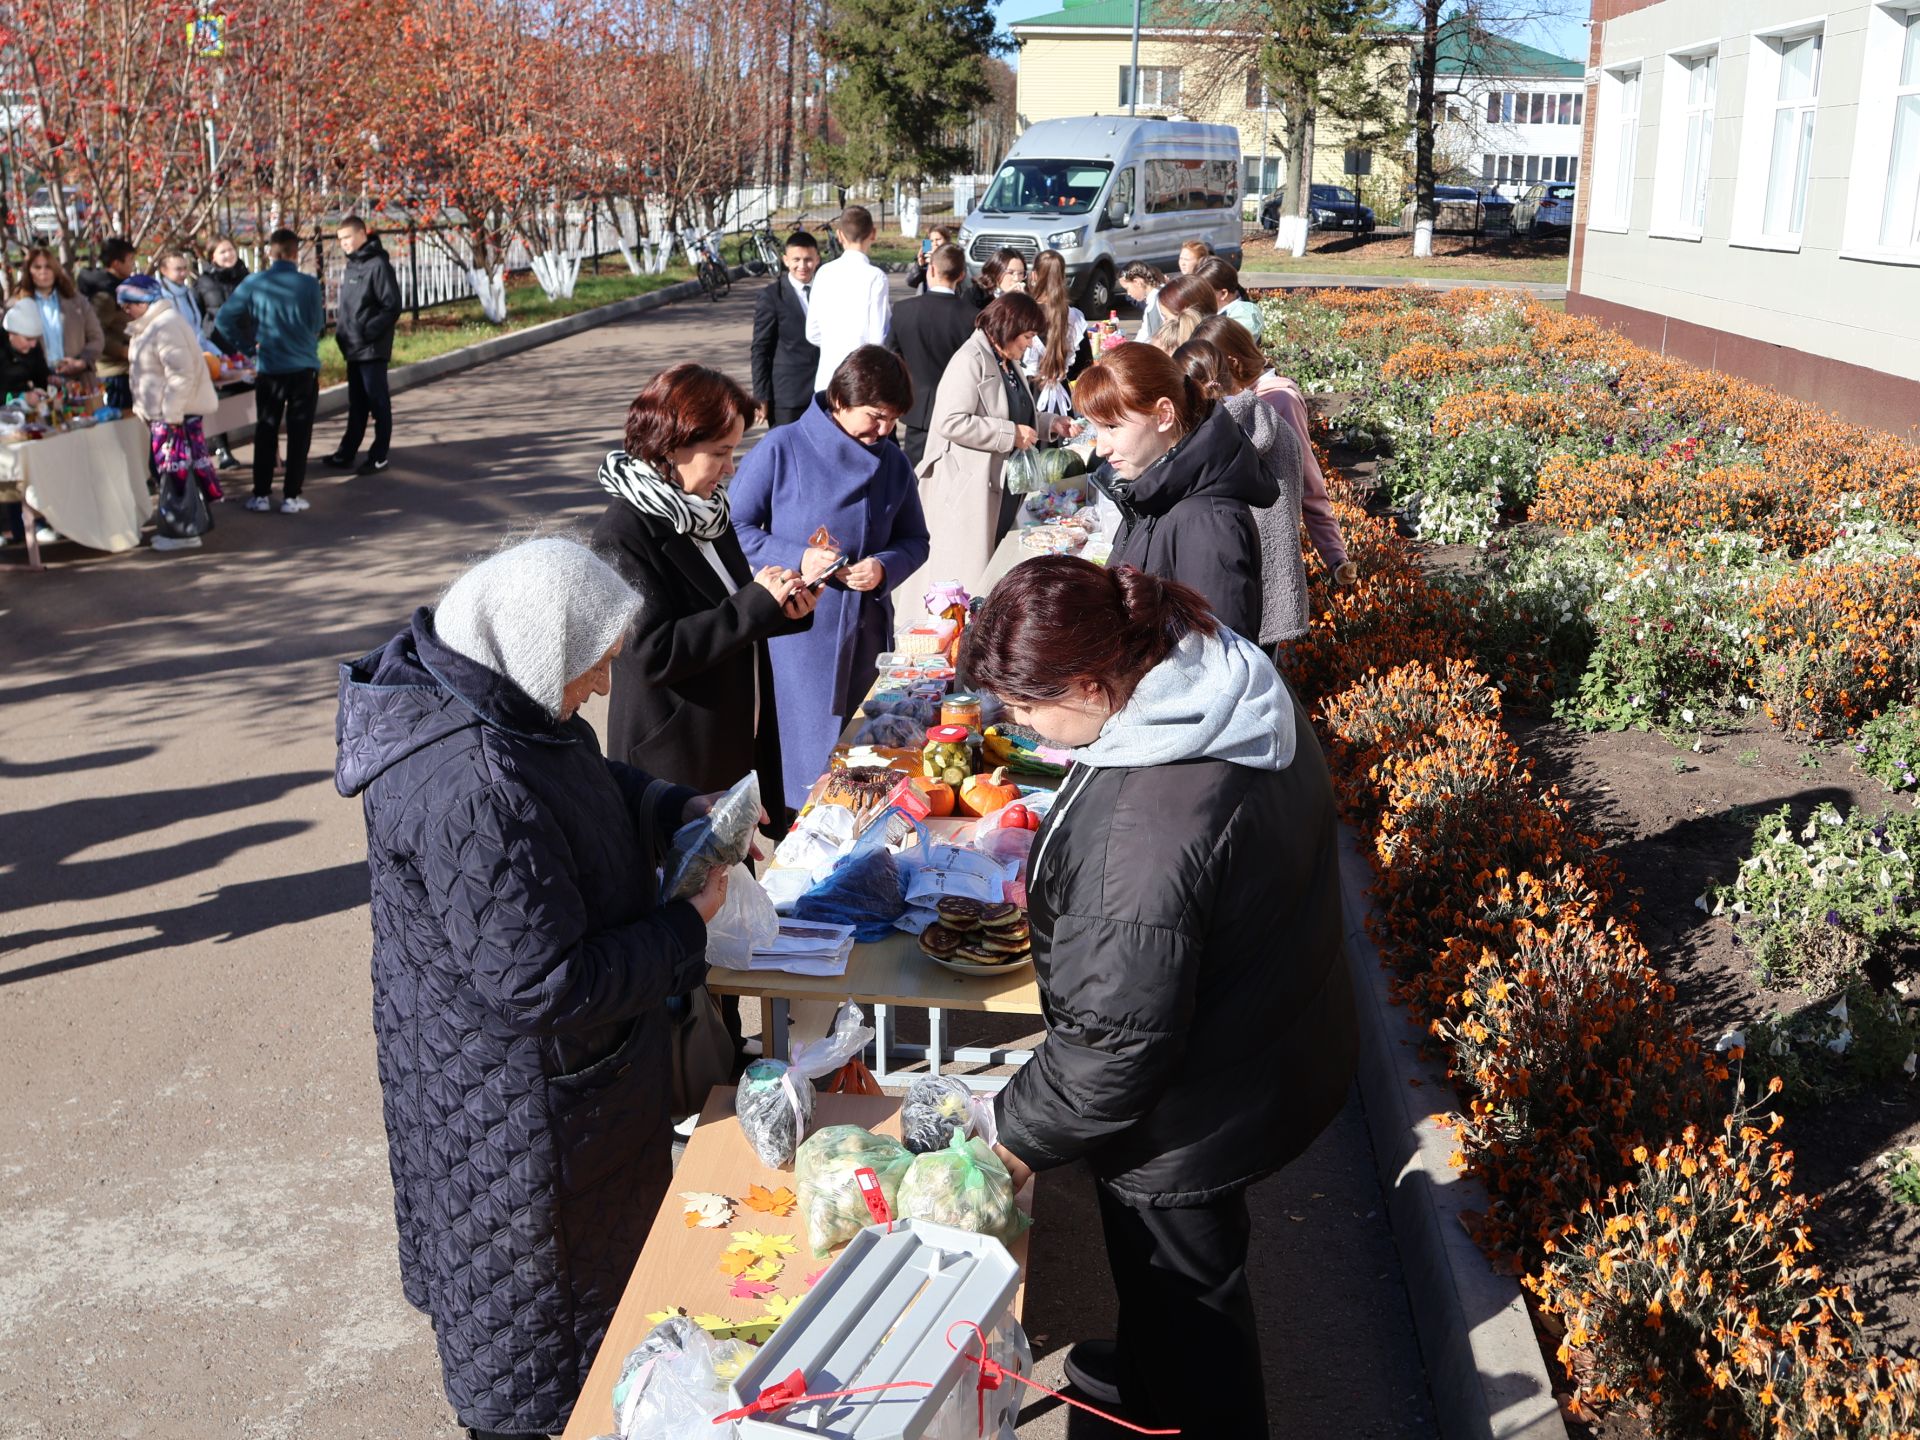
[{"xmin": 1014, "ymin": 31, "xmax": 1410, "ymax": 202}]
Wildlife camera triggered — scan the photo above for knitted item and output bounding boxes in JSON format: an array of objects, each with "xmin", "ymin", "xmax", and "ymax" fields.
[{"xmin": 434, "ymin": 536, "xmax": 643, "ymax": 718}]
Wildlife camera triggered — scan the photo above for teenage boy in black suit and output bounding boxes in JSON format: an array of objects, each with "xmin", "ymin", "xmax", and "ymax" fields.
[
  {"xmin": 749, "ymin": 232, "xmax": 822, "ymax": 428},
  {"xmin": 887, "ymin": 244, "xmax": 975, "ymax": 466}
]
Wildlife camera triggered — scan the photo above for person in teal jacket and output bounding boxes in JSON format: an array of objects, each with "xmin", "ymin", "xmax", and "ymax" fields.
[{"xmin": 214, "ymin": 228, "xmax": 325, "ymax": 514}]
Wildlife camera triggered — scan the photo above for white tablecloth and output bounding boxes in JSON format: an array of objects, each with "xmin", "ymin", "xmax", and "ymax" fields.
[
  {"xmin": 209, "ymin": 389, "xmax": 256, "ymax": 436},
  {"xmin": 0, "ymin": 419, "xmax": 151, "ymax": 553}
]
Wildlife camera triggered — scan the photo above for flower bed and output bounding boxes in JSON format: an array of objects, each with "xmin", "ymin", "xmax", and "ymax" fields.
[{"xmin": 1265, "ymin": 287, "xmax": 1920, "ymax": 1436}]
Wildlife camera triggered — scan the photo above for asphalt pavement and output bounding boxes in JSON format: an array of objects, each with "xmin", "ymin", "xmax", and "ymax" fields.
[{"xmin": 0, "ymin": 274, "xmax": 1436, "ymax": 1439}]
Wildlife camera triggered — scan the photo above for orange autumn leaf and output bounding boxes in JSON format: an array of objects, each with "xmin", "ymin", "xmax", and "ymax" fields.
[
  {"xmin": 717, "ymin": 1248, "xmax": 759, "ymax": 1277},
  {"xmin": 742, "ymin": 1184, "xmax": 796, "ymax": 1217}
]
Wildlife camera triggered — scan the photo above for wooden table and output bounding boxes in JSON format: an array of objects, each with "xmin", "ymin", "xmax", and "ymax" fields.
[
  {"xmin": 558, "ymin": 1087, "xmax": 1030, "ymax": 1440},
  {"xmin": 0, "ymin": 417, "xmax": 150, "ymax": 566}
]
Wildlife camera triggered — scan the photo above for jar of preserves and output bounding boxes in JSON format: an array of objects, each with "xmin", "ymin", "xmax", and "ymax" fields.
[
  {"xmin": 921, "ymin": 724, "xmax": 973, "ymax": 787},
  {"xmin": 940, "ymin": 692, "xmax": 983, "ymax": 732}
]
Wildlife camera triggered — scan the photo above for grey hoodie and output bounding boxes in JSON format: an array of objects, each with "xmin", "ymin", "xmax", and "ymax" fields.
[
  {"xmin": 1077, "ymin": 628, "xmax": 1297, "ymax": 771},
  {"xmin": 1222, "ymin": 389, "xmax": 1309, "ymax": 645}
]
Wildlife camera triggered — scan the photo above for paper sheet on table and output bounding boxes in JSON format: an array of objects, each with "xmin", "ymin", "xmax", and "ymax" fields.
[{"xmin": 748, "ymin": 920, "xmax": 857, "ymax": 976}]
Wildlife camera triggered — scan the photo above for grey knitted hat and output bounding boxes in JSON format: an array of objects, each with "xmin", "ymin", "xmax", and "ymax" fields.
[{"xmin": 434, "ymin": 536, "xmax": 642, "ymax": 718}]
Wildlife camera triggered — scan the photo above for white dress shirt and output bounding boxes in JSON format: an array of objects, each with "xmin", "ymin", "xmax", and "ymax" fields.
[{"xmin": 804, "ymin": 248, "xmax": 891, "ymax": 391}]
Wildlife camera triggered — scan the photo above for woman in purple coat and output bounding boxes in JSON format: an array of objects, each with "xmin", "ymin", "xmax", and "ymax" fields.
[{"xmin": 731, "ymin": 346, "xmax": 931, "ymax": 811}]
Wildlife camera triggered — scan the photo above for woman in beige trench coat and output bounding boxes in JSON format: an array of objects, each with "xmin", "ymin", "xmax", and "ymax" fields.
[{"xmin": 908, "ymin": 292, "xmax": 1069, "ymax": 607}]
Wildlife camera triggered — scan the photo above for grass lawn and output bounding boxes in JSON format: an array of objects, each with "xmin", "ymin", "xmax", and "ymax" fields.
[
  {"xmin": 1239, "ymin": 229, "xmax": 1570, "ymax": 285},
  {"xmin": 317, "ymin": 260, "xmax": 697, "ymax": 387}
]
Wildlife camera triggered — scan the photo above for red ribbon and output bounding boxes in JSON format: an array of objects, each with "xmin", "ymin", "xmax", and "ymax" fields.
[
  {"xmin": 944, "ymin": 1320, "xmax": 1181, "ymax": 1436},
  {"xmin": 709, "ymin": 1369, "xmax": 932, "ymax": 1424}
]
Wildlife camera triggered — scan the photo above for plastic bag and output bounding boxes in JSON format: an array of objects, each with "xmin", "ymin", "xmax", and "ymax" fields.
[
  {"xmin": 662, "ymin": 773, "xmax": 761, "ymax": 903},
  {"xmin": 704, "ymin": 864, "xmax": 778, "ymax": 969},
  {"xmin": 791, "ymin": 813, "xmax": 912, "ymax": 941},
  {"xmin": 851, "ymin": 712, "xmax": 925, "ymax": 748},
  {"xmin": 794, "ymin": 1124, "xmax": 915, "ymax": 1255},
  {"xmin": 606, "ymin": 1315, "xmax": 751, "ymax": 1440},
  {"xmin": 901, "ymin": 1075, "xmax": 977, "ymax": 1154},
  {"xmin": 896, "ymin": 1133, "xmax": 1031, "ymax": 1244},
  {"xmin": 773, "ymin": 802, "xmax": 859, "ymax": 876},
  {"xmin": 734, "ymin": 1002, "xmax": 876, "ymax": 1168}
]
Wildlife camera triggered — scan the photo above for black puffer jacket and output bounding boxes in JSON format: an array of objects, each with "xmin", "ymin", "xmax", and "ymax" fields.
[
  {"xmin": 1104, "ymin": 405, "xmax": 1277, "ymax": 639},
  {"xmin": 995, "ymin": 684, "xmax": 1356, "ymax": 1205},
  {"xmin": 334, "ymin": 608, "xmax": 705, "ymax": 1435},
  {"xmin": 195, "ymin": 262, "xmax": 250, "ymax": 349}
]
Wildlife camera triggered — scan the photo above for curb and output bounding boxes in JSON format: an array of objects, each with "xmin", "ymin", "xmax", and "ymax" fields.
[
  {"xmin": 1339, "ymin": 825, "xmax": 1569, "ymax": 1440},
  {"xmin": 225, "ymin": 269, "xmax": 744, "ymax": 445},
  {"xmin": 1244, "ymin": 272, "xmax": 1565, "ymax": 299}
]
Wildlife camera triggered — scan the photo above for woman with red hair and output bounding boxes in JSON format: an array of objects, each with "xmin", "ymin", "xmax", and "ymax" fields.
[
  {"xmin": 965, "ymin": 556, "xmax": 1355, "ymax": 1438},
  {"xmin": 593, "ymin": 363, "xmax": 817, "ymax": 827},
  {"xmin": 1076, "ymin": 341, "xmax": 1276, "ymax": 638}
]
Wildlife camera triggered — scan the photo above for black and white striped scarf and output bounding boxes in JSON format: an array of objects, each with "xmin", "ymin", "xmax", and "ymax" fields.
[{"xmin": 596, "ymin": 449, "xmax": 731, "ymax": 542}]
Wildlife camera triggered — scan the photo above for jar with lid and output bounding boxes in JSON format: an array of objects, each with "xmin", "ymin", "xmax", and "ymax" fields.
[
  {"xmin": 921, "ymin": 724, "xmax": 973, "ymax": 787},
  {"xmin": 940, "ymin": 691, "xmax": 983, "ymax": 733}
]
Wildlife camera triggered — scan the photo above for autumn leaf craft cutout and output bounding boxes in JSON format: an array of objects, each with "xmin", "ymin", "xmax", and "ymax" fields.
[
  {"xmin": 742, "ymin": 1184, "xmax": 797, "ymax": 1217},
  {"xmin": 729, "ymin": 1229, "xmax": 799, "ymax": 1261},
  {"xmin": 728, "ymin": 1277, "xmax": 778, "ymax": 1300},
  {"xmin": 680, "ymin": 1191, "xmax": 734, "ymax": 1229}
]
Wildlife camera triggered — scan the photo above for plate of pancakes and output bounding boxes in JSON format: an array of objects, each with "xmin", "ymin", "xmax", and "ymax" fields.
[{"xmin": 917, "ymin": 898, "xmax": 1033, "ymax": 975}]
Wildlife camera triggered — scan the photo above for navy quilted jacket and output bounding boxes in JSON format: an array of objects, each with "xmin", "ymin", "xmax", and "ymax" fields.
[{"xmin": 335, "ymin": 608, "xmax": 705, "ymax": 1436}]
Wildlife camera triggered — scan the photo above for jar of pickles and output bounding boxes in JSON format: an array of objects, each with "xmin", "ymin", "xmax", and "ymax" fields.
[
  {"xmin": 940, "ymin": 691, "xmax": 983, "ymax": 732},
  {"xmin": 921, "ymin": 724, "xmax": 973, "ymax": 786}
]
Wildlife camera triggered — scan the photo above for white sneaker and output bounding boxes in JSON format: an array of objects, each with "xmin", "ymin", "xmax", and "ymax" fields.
[
  {"xmin": 280, "ymin": 496, "xmax": 310, "ymax": 514},
  {"xmin": 33, "ymin": 525, "xmax": 60, "ymax": 544},
  {"xmin": 243, "ymin": 495, "xmax": 272, "ymax": 512},
  {"xmin": 151, "ymin": 534, "xmax": 202, "ymax": 551}
]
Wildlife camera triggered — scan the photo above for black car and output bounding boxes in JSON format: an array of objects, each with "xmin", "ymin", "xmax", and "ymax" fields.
[{"xmin": 1261, "ymin": 184, "xmax": 1376, "ymax": 234}]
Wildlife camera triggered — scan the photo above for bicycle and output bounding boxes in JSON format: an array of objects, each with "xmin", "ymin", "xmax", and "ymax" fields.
[
  {"xmin": 800, "ymin": 218, "xmax": 843, "ymax": 261},
  {"xmin": 685, "ymin": 227, "xmax": 731, "ymax": 301},
  {"xmin": 734, "ymin": 217, "xmax": 784, "ymax": 277}
]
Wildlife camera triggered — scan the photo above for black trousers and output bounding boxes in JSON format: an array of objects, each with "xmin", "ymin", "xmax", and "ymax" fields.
[
  {"xmin": 901, "ymin": 423, "xmax": 930, "ymax": 469},
  {"xmin": 768, "ymin": 401, "xmax": 810, "ymax": 429},
  {"xmin": 1098, "ymin": 1182, "xmax": 1268, "ymax": 1438},
  {"xmin": 253, "ymin": 370, "xmax": 320, "ymax": 499},
  {"xmin": 340, "ymin": 359, "xmax": 393, "ymax": 462}
]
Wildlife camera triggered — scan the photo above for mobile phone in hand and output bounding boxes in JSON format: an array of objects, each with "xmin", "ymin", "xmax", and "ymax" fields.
[{"xmin": 808, "ymin": 553, "xmax": 852, "ymax": 591}]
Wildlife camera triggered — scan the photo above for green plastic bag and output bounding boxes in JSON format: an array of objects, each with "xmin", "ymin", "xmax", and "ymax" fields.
[
  {"xmin": 794, "ymin": 1125, "xmax": 914, "ymax": 1255},
  {"xmin": 897, "ymin": 1132, "xmax": 1032, "ymax": 1244}
]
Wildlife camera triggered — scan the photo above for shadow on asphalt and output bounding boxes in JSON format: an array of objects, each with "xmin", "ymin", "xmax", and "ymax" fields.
[{"xmin": 1, "ymin": 859, "xmax": 369, "ymax": 985}]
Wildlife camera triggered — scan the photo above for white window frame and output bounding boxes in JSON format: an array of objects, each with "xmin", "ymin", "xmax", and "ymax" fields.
[
  {"xmin": 1650, "ymin": 43, "xmax": 1720, "ymax": 241},
  {"xmin": 1842, "ymin": 3, "xmax": 1920, "ymax": 266},
  {"xmin": 1589, "ymin": 64, "xmax": 1642, "ymax": 232},
  {"xmin": 1729, "ymin": 18, "xmax": 1828, "ymax": 253}
]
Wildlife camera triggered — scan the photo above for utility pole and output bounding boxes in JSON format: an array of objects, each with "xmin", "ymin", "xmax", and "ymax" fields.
[{"xmin": 1128, "ymin": 0, "xmax": 1141, "ymax": 115}]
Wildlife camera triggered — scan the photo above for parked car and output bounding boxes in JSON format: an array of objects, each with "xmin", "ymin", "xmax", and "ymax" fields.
[
  {"xmin": 1398, "ymin": 185, "xmax": 1515, "ymax": 234},
  {"xmin": 1514, "ymin": 182, "xmax": 1577, "ymax": 236},
  {"xmin": 956, "ymin": 115, "xmax": 1243, "ymax": 314},
  {"xmin": 24, "ymin": 186, "xmax": 89, "ymax": 241},
  {"xmin": 1260, "ymin": 184, "xmax": 1376, "ymax": 234}
]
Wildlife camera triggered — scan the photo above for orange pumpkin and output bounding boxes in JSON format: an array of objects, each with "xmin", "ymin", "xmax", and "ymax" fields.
[
  {"xmin": 957, "ymin": 767, "xmax": 1019, "ymax": 818},
  {"xmin": 910, "ymin": 776, "xmax": 956, "ymax": 818}
]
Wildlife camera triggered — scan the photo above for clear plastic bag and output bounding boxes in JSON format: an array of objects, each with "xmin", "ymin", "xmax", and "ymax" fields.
[
  {"xmin": 704, "ymin": 864, "xmax": 778, "ymax": 969},
  {"xmin": 734, "ymin": 1003, "xmax": 876, "ymax": 1168},
  {"xmin": 791, "ymin": 816, "xmax": 910, "ymax": 941},
  {"xmin": 901, "ymin": 1075, "xmax": 977, "ymax": 1154},
  {"xmin": 794, "ymin": 1123, "xmax": 915, "ymax": 1255},
  {"xmin": 606, "ymin": 1315, "xmax": 751, "ymax": 1440},
  {"xmin": 897, "ymin": 1133, "xmax": 1031, "ymax": 1244},
  {"xmin": 662, "ymin": 773, "xmax": 761, "ymax": 903}
]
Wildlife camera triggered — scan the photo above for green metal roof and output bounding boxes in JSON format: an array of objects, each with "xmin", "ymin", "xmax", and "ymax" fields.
[{"xmin": 1011, "ymin": 5, "xmax": 1581, "ymax": 80}]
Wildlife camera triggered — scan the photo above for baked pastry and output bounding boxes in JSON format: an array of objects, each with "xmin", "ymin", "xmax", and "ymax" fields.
[
  {"xmin": 919, "ymin": 924, "xmax": 963, "ymax": 959},
  {"xmin": 935, "ymin": 897, "xmax": 987, "ymax": 931},
  {"xmin": 817, "ymin": 766, "xmax": 898, "ymax": 827},
  {"xmin": 977, "ymin": 903, "xmax": 1021, "ymax": 929}
]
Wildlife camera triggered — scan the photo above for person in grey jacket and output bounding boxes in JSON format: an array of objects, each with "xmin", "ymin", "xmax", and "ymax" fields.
[
  {"xmin": 964, "ymin": 556, "xmax": 1354, "ymax": 1438},
  {"xmin": 323, "ymin": 216, "xmax": 403, "ymax": 476},
  {"xmin": 215, "ymin": 229, "xmax": 325, "ymax": 513},
  {"xmin": 1175, "ymin": 334, "xmax": 1308, "ymax": 646}
]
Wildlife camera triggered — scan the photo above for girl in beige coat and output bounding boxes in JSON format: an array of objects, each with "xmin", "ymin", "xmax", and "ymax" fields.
[
  {"xmin": 910, "ymin": 293, "xmax": 1066, "ymax": 604},
  {"xmin": 11, "ymin": 248, "xmax": 106, "ymax": 389},
  {"xmin": 122, "ymin": 277, "xmax": 221, "ymax": 547}
]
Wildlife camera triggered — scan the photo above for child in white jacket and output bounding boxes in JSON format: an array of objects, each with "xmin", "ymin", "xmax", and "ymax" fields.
[{"xmin": 120, "ymin": 274, "xmax": 221, "ymax": 549}]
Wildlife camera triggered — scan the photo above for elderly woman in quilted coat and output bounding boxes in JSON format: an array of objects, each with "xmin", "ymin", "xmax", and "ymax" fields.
[{"xmin": 334, "ymin": 536, "xmax": 733, "ymax": 1440}]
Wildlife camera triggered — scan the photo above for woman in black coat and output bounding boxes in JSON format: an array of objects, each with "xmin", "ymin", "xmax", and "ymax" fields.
[
  {"xmin": 335, "ymin": 536, "xmax": 734, "ymax": 1440},
  {"xmin": 1077, "ymin": 341, "xmax": 1277, "ymax": 639},
  {"xmin": 963, "ymin": 556, "xmax": 1357, "ymax": 1440},
  {"xmin": 591, "ymin": 363, "xmax": 816, "ymax": 830}
]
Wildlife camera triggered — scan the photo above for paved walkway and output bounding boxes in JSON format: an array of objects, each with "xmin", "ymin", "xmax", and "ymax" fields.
[
  {"xmin": 0, "ymin": 278, "xmax": 1436, "ymax": 1439},
  {"xmin": 1242, "ymin": 270, "xmax": 1566, "ymax": 299}
]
